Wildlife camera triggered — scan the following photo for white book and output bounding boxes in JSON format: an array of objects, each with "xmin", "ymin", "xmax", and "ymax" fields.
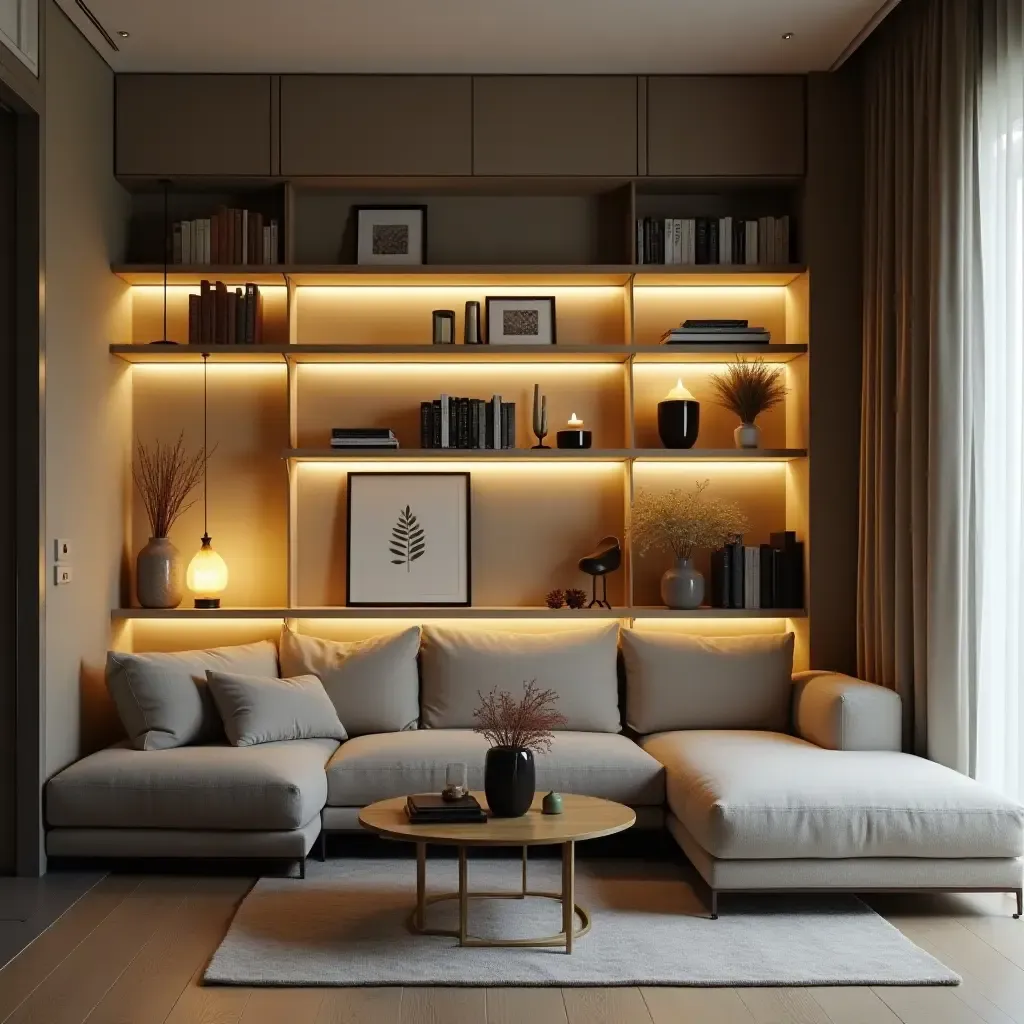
[
  {"xmin": 440, "ymin": 394, "xmax": 450, "ymax": 448},
  {"xmin": 744, "ymin": 546, "xmax": 761, "ymax": 610},
  {"xmin": 491, "ymin": 394, "xmax": 502, "ymax": 450}
]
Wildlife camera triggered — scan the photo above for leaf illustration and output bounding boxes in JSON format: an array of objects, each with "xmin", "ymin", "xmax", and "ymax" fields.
[{"xmin": 389, "ymin": 504, "xmax": 427, "ymax": 572}]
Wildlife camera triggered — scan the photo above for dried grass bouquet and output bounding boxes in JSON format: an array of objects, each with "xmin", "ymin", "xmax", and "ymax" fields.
[
  {"xmin": 631, "ymin": 480, "xmax": 748, "ymax": 560},
  {"xmin": 473, "ymin": 680, "xmax": 567, "ymax": 754},
  {"xmin": 709, "ymin": 357, "xmax": 788, "ymax": 424},
  {"xmin": 132, "ymin": 432, "xmax": 211, "ymax": 539}
]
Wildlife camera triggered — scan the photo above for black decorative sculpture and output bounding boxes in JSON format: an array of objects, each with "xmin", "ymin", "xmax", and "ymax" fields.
[{"xmin": 578, "ymin": 536, "xmax": 622, "ymax": 609}]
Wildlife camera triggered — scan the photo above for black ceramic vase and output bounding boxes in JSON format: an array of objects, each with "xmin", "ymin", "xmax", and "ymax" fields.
[
  {"xmin": 484, "ymin": 746, "xmax": 536, "ymax": 818},
  {"xmin": 657, "ymin": 399, "xmax": 700, "ymax": 449}
]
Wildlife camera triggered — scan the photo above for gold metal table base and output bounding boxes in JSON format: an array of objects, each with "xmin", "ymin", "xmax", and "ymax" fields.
[{"xmin": 410, "ymin": 841, "xmax": 589, "ymax": 953}]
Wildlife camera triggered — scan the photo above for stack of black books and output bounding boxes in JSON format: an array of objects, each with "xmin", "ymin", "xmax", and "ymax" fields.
[
  {"xmin": 406, "ymin": 794, "xmax": 486, "ymax": 825},
  {"xmin": 330, "ymin": 428, "xmax": 399, "ymax": 451},
  {"xmin": 420, "ymin": 394, "xmax": 516, "ymax": 449},
  {"xmin": 661, "ymin": 320, "xmax": 771, "ymax": 345}
]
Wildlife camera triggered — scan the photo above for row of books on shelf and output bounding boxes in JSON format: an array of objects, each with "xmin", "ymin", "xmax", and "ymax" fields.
[
  {"xmin": 709, "ymin": 533, "xmax": 804, "ymax": 610},
  {"xmin": 172, "ymin": 208, "xmax": 279, "ymax": 266},
  {"xmin": 637, "ymin": 216, "xmax": 792, "ymax": 266},
  {"xmin": 662, "ymin": 319, "xmax": 771, "ymax": 345},
  {"xmin": 420, "ymin": 395, "xmax": 517, "ymax": 449},
  {"xmin": 187, "ymin": 281, "xmax": 264, "ymax": 346}
]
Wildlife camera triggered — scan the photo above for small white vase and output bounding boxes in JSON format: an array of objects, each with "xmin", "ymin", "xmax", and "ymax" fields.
[
  {"xmin": 734, "ymin": 422, "xmax": 761, "ymax": 449},
  {"xmin": 661, "ymin": 557, "xmax": 705, "ymax": 610},
  {"xmin": 136, "ymin": 537, "xmax": 183, "ymax": 609}
]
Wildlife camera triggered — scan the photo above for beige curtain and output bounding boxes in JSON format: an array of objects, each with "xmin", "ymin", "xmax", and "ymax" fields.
[{"xmin": 858, "ymin": 0, "xmax": 983, "ymax": 769}]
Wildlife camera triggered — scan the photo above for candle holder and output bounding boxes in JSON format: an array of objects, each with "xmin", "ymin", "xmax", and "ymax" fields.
[
  {"xmin": 556, "ymin": 429, "xmax": 592, "ymax": 449},
  {"xmin": 531, "ymin": 383, "xmax": 550, "ymax": 449}
]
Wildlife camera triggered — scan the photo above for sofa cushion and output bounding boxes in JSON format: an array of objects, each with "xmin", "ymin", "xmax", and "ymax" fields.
[
  {"xmin": 326, "ymin": 730, "xmax": 664, "ymax": 807},
  {"xmin": 621, "ymin": 630, "xmax": 795, "ymax": 735},
  {"xmin": 420, "ymin": 625, "xmax": 621, "ymax": 732},
  {"xmin": 207, "ymin": 670, "xmax": 346, "ymax": 747},
  {"xmin": 106, "ymin": 641, "xmax": 280, "ymax": 750},
  {"xmin": 278, "ymin": 626, "xmax": 420, "ymax": 736},
  {"xmin": 46, "ymin": 738, "xmax": 339, "ymax": 831},
  {"xmin": 642, "ymin": 730, "xmax": 1024, "ymax": 860}
]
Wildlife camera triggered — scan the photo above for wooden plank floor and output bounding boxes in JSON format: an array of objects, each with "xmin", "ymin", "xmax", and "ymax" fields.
[{"xmin": 0, "ymin": 877, "xmax": 1021, "ymax": 1024}]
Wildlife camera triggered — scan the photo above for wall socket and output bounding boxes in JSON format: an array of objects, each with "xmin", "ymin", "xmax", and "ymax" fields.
[
  {"xmin": 54, "ymin": 538, "xmax": 73, "ymax": 561},
  {"xmin": 54, "ymin": 564, "xmax": 72, "ymax": 586}
]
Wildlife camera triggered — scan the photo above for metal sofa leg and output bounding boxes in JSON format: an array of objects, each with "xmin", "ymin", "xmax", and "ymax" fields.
[{"xmin": 1015, "ymin": 889, "xmax": 1022, "ymax": 919}]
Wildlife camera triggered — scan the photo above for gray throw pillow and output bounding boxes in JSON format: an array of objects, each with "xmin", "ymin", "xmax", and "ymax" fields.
[
  {"xmin": 206, "ymin": 670, "xmax": 347, "ymax": 747},
  {"xmin": 621, "ymin": 629, "xmax": 795, "ymax": 735},
  {"xmin": 420, "ymin": 624, "xmax": 621, "ymax": 732},
  {"xmin": 278, "ymin": 626, "xmax": 420, "ymax": 735},
  {"xmin": 106, "ymin": 640, "xmax": 279, "ymax": 750}
]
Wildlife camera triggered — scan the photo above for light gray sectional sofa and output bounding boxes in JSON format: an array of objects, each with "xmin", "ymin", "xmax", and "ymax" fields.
[{"xmin": 46, "ymin": 624, "xmax": 1024, "ymax": 917}]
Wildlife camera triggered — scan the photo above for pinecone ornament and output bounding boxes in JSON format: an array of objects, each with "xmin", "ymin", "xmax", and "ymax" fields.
[{"xmin": 545, "ymin": 589, "xmax": 566, "ymax": 609}]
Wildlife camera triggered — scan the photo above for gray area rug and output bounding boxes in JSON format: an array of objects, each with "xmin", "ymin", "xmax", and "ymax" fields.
[{"xmin": 206, "ymin": 858, "xmax": 959, "ymax": 987}]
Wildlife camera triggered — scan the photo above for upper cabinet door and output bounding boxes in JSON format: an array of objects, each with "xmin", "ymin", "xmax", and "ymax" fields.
[
  {"xmin": 473, "ymin": 77, "xmax": 638, "ymax": 176},
  {"xmin": 647, "ymin": 76, "xmax": 806, "ymax": 177},
  {"xmin": 116, "ymin": 75, "xmax": 273, "ymax": 177},
  {"xmin": 280, "ymin": 76, "xmax": 472, "ymax": 176}
]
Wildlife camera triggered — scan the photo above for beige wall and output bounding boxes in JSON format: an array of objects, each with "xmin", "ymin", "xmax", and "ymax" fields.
[{"xmin": 42, "ymin": 0, "xmax": 130, "ymax": 778}]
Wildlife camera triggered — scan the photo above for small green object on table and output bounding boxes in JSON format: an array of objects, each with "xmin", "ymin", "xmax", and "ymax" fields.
[{"xmin": 542, "ymin": 791, "xmax": 563, "ymax": 815}]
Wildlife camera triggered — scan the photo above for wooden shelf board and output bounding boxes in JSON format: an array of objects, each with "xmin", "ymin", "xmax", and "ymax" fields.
[
  {"xmin": 112, "ymin": 606, "xmax": 806, "ymax": 621},
  {"xmin": 112, "ymin": 264, "xmax": 807, "ymax": 288},
  {"xmin": 286, "ymin": 448, "xmax": 806, "ymax": 462},
  {"xmin": 110, "ymin": 343, "xmax": 808, "ymax": 365}
]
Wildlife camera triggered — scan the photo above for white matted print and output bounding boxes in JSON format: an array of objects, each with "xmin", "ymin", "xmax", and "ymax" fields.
[
  {"xmin": 346, "ymin": 473, "xmax": 471, "ymax": 606},
  {"xmin": 355, "ymin": 206, "xmax": 426, "ymax": 266},
  {"xmin": 485, "ymin": 296, "xmax": 557, "ymax": 346}
]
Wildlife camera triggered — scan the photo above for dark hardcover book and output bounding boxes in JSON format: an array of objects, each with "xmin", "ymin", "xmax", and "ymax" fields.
[
  {"xmin": 477, "ymin": 399, "xmax": 487, "ymax": 449},
  {"xmin": 771, "ymin": 548, "xmax": 785, "ymax": 609},
  {"xmin": 199, "ymin": 279, "xmax": 213, "ymax": 346},
  {"xmin": 770, "ymin": 531, "xmax": 797, "ymax": 550},
  {"xmin": 468, "ymin": 399, "xmax": 480, "ymax": 448},
  {"xmin": 710, "ymin": 548, "xmax": 731, "ymax": 608},
  {"xmin": 642, "ymin": 219, "xmax": 649, "ymax": 265},
  {"xmin": 243, "ymin": 284, "xmax": 256, "ymax": 344},
  {"xmin": 187, "ymin": 293, "xmax": 200, "ymax": 345},
  {"xmin": 407, "ymin": 794, "xmax": 483, "ymax": 814},
  {"xmin": 502, "ymin": 401, "xmax": 515, "ymax": 449},
  {"xmin": 226, "ymin": 289, "xmax": 238, "ymax": 346},
  {"xmin": 727, "ymin": 539, "xmax": 744, "ymax": 609},
  {"xmin": 733, "ymin": 220, "xmax": 744, "ymax": 265},
  {"xmin": 431, "ymin": 400, "xmax": 442, "ymax": 448},
  {"xmin": 233, "ymin": 288, "xmax": 244, "ymax": 343},
  {"xmin": 460, "ymin": 398, "xmax": 471, "ymax": 449},
  {"xmin": 420, "ymin": 403, "xmax": 432, "ymax": 448},
  {"xmin": 254, "ymin": 286, "xmax": 264, "ymax": 344},
  {"xmin": 696, "ymin": 218, "xmax": 709, "ymax": 265},
  {"xmin": 709, "ymin": 219, "xmax": 719, "ymax": 264},
  {"xmin": 759, "ymin": 544, "xmax": 775, "ymax": 609},
  {"xmin": 682, "ymin": 319, "xmax": 749, "ymax": 329},
  {"xmin": 449, "ymin": 397, "xmax": 459, "ymax": 450}
]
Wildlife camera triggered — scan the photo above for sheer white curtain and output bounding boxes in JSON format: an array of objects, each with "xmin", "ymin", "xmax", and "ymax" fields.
[{"xmin": 976, "ymin": 2, "xmax": 1024, "ymax": 799}]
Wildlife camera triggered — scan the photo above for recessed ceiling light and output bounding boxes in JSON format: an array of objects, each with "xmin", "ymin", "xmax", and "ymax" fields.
[
  {"xmin": 782, "ymin": 32, "xmax": 794, "ymax": 40},
  {"xmin": 117, "ymin": 30, "xmax": 130, "ymax": 38}
]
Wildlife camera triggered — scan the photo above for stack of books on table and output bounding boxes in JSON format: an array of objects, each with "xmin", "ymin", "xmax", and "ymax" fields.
[
  {"xmin": 661, "ymin": 319, "xmax": 771, "ymax": 345},
  {"xmin": 406, "ymin": 794, "xmax": 487, "ymax": 825},
  {"xmin": 330, "ymin": 428, "xmax": 399, "ymax": 451}
]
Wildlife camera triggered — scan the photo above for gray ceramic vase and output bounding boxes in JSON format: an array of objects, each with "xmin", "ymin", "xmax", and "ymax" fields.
[
  {"xmin": 136, "ymin": 536, "xmax": 183, "ymax": 609},
  {"xmin": 734, "ymin": 422, "xmax": 762, "ymax": 449},
  {"xmin": 661, "ymin": 557, "xmax": 704, "ymax": 610}
]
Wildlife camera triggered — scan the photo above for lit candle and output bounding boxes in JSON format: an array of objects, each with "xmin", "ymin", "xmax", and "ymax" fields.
[
  {"xmin": 567, "ymin": 413, "xmax": 584, "ymax": 428},
  {"xmin": 665, "ymin": 378, "xmax": 696, "ymax": 401}
]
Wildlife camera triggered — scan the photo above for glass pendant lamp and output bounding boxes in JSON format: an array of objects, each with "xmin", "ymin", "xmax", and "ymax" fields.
[{"xmin": 187, "ymin": 353, "xmax": 228, "ymax": 607}]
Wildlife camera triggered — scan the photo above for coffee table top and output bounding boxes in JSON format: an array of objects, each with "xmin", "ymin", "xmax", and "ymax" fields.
[{"xmin": 359, "ymin": 792, "xmax": 635, "ymax": 847}]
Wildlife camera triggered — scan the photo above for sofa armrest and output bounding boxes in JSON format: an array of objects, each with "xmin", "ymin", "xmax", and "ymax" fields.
[{"xmin": 791, "ymin": 671, "xmax": 902, "ymax": 751}]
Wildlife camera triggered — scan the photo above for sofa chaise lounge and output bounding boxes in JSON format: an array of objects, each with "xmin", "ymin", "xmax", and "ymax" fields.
[{"xmin": 45, "ymin": 624, "xmax": 1024, "ymax": 917}]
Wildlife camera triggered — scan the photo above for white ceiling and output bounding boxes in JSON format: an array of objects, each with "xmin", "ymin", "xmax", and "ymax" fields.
[{"xmin": 59, "ymin": 0, "xmax": 897, "ymax": 74}]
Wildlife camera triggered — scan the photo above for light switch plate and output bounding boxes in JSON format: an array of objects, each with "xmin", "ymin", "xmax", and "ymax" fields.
[
  {"xmin": 54, "ymin": 538, "xmax": 73, "ymax": 561},
  {"xmin": 54, "ymin": 564, "xmax": 72, "ymax": 586}
]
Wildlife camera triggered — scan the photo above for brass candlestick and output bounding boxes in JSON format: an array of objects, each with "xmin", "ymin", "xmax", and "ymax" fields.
[{"xmin": 531, "ymin": 383, "xmax": 550, "ymax": 449}]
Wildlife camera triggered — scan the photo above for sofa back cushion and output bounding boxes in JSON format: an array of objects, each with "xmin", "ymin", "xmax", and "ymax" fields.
[
  {"xmin": 106, "ymin": 640, "xmax": 279, "ymax": 750},
  {"xmin": 621, "ymin": 630, "xmax": 795, "ymax": 735},
  {"xmin": 278, "ymin": 626, "xmax": 420, "ymax": 735},
  {"xmin": 206, "ymin": 670, "xmax": 347, "ymax": 747},
  {"xmin": 420, "ymin": 625, "xmax": 621, "ymax": 732}
]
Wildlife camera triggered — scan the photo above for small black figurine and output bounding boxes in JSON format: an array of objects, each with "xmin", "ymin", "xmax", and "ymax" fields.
[{"xmin": 578, "ymin": 536, "xmax": 622, "ymax": 609}]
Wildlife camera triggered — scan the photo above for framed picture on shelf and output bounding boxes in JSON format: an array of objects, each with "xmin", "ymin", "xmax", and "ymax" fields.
[
  {"xmin": 485, "ymin": 296, "xmax": 556, "ymax": 346},
  {"xmin": 354, "ymin": 206, "xmax": 427, "ymax": 266},
  {"xmin": 346, "ymin": 472, "xmax": 471, "ymax": 606}
]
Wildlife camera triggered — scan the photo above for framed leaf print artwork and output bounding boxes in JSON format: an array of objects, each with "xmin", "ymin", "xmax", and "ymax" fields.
[{"xmin": 346, "ymin": 473, "xmax": 472, "ymax": 607}]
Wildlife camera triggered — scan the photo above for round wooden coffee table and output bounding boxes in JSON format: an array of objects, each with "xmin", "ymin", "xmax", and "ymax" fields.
[{"xmin": 359, "ymin": 792, "xmax": 635, "ymax": 953}]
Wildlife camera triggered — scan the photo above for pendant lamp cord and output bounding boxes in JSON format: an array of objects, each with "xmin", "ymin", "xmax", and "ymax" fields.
[{"xmin": 202, "ymin": 352, "xmax": 209, "ymax": 536}]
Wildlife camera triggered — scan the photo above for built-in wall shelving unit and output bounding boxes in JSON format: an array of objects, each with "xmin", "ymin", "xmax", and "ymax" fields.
[{"xmin": 113, "ymin": 174, "xmax": 813, "ymax": 662}]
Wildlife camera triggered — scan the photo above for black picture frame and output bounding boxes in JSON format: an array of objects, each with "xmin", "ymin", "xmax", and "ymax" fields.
[
  {"xmin": 353, "ymin": 205, "xmax": 428, "ymax": 265},
  {"xmin": 345, "ymin": 472, "xmax": 472, "ymax": 607},
  {"xmin": 484, "ymin": 296, "xmax": 557, "ymax": 346}
]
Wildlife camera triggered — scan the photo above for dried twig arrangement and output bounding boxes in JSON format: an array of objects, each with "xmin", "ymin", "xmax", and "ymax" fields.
[
  {"xmin": 132, "ymin": 433, "xmax": 211, "ymax": 538},
  {"xmin": 631, "ymin": 480, "xmax": 748, "ymax": 560},
  {"xmin": 709, "ymin": 357, "xmax": 788, "ymax": 424},
  {"xmin": 473, "ymin": 680, "xmax": 567, "ymax": 754}
]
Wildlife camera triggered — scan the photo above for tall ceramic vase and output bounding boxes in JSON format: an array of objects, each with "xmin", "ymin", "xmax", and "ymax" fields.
[
  {"xmin": 136, "ymin": 537, "xmax": 183, "ymax": 609},
  {"xmin": 734, "ymin": 422, "xmax": 761, "ymax": 449},
  {"xmin": 661, "ymin": 557, "xmax": 704, "ymax": 610}
]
